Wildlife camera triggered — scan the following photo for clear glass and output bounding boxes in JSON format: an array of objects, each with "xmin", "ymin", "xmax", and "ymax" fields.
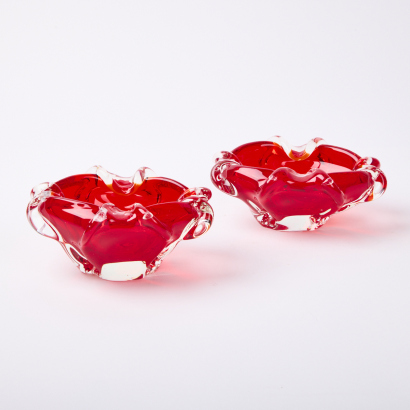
[
  {"xmin": 211, "ymin": 137, "xmax": 387, "ymax": 231},
  {"xmin": 27, "ymin": 166, "xmax": 213, "ymax": 281}
]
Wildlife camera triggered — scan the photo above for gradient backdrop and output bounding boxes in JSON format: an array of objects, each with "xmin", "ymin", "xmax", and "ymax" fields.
[{"xmin": 1, "ymin": 1, "xmax": 409, "ymax": 409}]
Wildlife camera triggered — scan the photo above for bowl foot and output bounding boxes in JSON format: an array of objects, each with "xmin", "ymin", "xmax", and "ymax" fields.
[{"xmin": 254, "ymin": 213, "xmax": 329, "ymax": 232}]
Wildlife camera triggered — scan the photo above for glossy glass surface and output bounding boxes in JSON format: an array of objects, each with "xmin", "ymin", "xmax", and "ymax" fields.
[
  {"xmin": 211, "ymin": 137, "xmax": 387, "ymax": 231},
  {"xmin": 27, "ymin": 167, "xmax": 213, "ymax": 280}
]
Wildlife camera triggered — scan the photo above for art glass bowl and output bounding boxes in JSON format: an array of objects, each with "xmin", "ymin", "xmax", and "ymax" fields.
[
  {"xmin": 27, "ymin": 166, "xmax": 213, "ymax": 280},
  {"xmin": 211, "ymin": 137, "xmax": 387, "ymax": 231}
]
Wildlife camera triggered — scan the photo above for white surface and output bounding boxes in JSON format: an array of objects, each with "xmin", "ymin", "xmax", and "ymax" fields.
[{"xmin": 1, "ymin": 1, "xmax": 409, "ymax": 409}]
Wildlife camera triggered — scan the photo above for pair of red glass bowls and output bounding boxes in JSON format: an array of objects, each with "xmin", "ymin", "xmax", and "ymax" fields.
[{"xmin": 27, "ymin": 137, "xmax": 387, "ymax": 281}]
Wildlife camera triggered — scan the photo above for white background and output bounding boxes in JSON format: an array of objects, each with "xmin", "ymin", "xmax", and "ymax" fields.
[{"xmin": 1, "ymin": 1, "xmax": 409, "ymax": 409}]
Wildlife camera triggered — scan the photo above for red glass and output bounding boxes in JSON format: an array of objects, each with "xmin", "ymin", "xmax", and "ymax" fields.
[
  {"xmin": 27, "ymin": 166, "xmax": 213, "ymax": 280},
  {"xmin": 211, "ymin": 137, "xmax": 387, "ymax": 231}
]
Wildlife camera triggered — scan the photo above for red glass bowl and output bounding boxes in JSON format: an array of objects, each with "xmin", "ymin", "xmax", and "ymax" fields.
[
  {"xmin": 27, "ymin": 166, "xmax": 213, "ymax": 281},
  {"xmin": 211, "ymin": 137, "xmax": 387, "ymax": 231}
]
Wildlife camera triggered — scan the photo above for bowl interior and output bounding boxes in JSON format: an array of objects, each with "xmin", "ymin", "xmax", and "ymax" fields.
[
  {"xmin": 52, "ymin": 174, "xmax": 187, "ymax": 210},
  {"xmin": 232, "ymin": 142, "xmax": 360, "ymax": 174}
]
